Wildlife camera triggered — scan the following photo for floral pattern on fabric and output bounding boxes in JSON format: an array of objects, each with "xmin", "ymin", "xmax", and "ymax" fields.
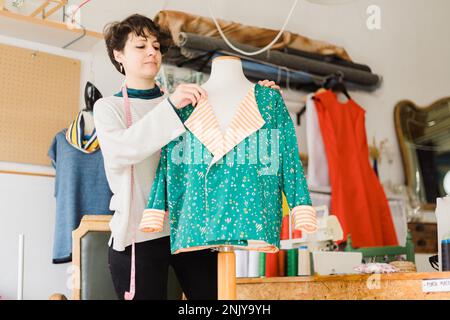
[{"xmin": 140, "ymin": 84, "xmax": 317, "ymax": 254}]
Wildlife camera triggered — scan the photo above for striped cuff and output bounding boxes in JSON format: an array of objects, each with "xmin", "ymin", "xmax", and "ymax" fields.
[
  {"xmin": 139, "ymin": 209, "xmax": 166, "ymax": 233},
  {"xmin": 292, "ymin": 205, "xmax": 318, "ymax": 234}
]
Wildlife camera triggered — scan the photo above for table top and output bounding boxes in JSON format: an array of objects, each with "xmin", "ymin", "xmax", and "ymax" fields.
[{"xmin": 236, "ymin": 271, "xmax": 450, "ymax": 284}]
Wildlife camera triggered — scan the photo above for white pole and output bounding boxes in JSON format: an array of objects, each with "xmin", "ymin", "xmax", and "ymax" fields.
[{"xmin": 17, "ymin": 233, "xmax": 24, "ymax": 300}]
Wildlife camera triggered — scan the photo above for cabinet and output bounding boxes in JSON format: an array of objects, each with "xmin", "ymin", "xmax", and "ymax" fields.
[{"xmin": 408, "ymin": 222, "xmax": 438, "ymax": 254}]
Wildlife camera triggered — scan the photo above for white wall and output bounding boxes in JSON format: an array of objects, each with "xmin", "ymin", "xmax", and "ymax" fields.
[
  {"xmin": 1, "ymin": 0, "xmax": 449, "ymax": 299},
  {"xmin": 0, "ymin": 173, "xmax": 71, "ymax": 300},
  {"xmin": 0, "ymin": 34, "xmax": 91, "ymax": 300},
  {"xmin": 82, "ymin": 0, "xmax": 450, "ymax": 187}
]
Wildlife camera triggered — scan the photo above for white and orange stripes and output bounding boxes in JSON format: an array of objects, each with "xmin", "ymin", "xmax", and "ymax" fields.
[
  {"xmin": 139, "ymin": 209, "xmax": 166, "ymax": 233},
  {"xmin": 184, "ymin": 84, "xmax": 265, "ymax": 167},
  {"xmin": 292, "ymin": 205, "xmax": 318, "ymax": 234}
]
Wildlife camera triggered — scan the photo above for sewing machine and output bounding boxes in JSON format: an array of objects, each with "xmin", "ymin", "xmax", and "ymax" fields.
[{"xmin": 280, "ymin": 205, "xmax": 344, "ymax": 252}]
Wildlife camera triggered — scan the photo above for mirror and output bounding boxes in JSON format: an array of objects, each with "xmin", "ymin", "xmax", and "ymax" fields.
[{"xmin": 394, "ymin": 97, "xmax": 450, "ymax": 211}]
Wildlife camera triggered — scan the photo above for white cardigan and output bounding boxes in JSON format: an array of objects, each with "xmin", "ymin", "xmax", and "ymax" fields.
[{"xmin": 93, "ymin": 94, "xmax": 186, "ymax": 251}]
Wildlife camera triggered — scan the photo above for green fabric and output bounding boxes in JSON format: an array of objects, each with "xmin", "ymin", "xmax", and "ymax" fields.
[
  {"xmin": 146, "ymin": 84, "xmax": 311, "ymax": 254},
  {"xmin": 114, "ymin": 86, "xmax": 163, "ymax": 99}
]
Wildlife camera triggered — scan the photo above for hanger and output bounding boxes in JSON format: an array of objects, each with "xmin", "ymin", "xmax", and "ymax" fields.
[
  {"xmin": 325, "ymin": 71, "xmax": 351, "ymax": 100},
  {"xmin": 83, "ymin": 81, "xmax": 102, "ymax": 112},
  {"xmin": 296, "ymin": 104, "xmax": 306, "ymax": 125}
]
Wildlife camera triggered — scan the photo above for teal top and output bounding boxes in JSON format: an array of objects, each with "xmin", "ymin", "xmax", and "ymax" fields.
[
  {"xmin": 114, "ymin": 86, "xmax": 163, "ymax": 99},
  {"xmin": 141, "ymin": 84, "xmax": 315, "ymax": 254}
]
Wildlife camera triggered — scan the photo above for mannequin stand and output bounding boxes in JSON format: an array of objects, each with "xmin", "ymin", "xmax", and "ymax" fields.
[{"xmin": 217, "ymin": 246, "xmax": 236, "ymax": 300}]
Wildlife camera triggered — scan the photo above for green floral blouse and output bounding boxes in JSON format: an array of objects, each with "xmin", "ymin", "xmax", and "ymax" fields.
[{"xmin": 139, "ymin": 83, "xmax": 317, "ymax": 254}]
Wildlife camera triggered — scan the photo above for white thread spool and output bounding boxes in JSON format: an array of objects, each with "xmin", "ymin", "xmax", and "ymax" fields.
[{"xmin": 297, "ymin": 245, "xmax": 311, "ymax": 276}]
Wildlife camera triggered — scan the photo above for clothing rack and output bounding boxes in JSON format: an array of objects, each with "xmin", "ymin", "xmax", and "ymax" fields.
[
  {"xmin": 295, "ymin": 71, "xmax": 350, "ymax": 125},
  {"xmin": 164, "ymin": 32, "xmax": 382, "ymax": 91}
]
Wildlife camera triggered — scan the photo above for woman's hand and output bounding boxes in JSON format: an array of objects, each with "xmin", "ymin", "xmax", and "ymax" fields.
[
  {"xmin": 169, "ymin": 83, "xmax": 208, "ymax": 109},
  {"xmin": 258, "ymin": 79, "xmax": 283, "ymax": 94}
]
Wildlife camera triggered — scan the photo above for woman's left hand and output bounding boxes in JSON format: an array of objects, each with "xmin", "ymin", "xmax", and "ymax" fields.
[{"xmin": 258, "ymin": 79, "xmax": 283, "ymax": 94}]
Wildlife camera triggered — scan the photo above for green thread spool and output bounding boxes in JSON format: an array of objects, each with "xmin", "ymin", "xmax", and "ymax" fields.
[
  {"xmin": 259, "ymin": 252, "xmax": 266, "ymax": 277},
  {"xmin": 287, "ymin": 249, "xmax": 298, "ymax": 276}
]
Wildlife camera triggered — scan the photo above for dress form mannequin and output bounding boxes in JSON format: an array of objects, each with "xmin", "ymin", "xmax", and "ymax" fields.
[
  {"xmin": 201, "ymin": 56, "xmax": 253, "ymax": 133},
  {"xmin": 201, "ymin": 56, "xmax": 253, "ymax": 300}
]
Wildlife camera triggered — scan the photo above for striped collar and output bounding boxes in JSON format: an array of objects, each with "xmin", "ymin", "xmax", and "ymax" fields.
[
  {"xmin": 65, "ymin": 111, "xmax": 100, "ymax": 153},
  {"xmin": 184, "ymin": 83, "xmax": 265, "ymax": 166}
]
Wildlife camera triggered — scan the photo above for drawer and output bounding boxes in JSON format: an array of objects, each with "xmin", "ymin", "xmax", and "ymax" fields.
[{"xmin": 408, "ymin": 222, "xmax": 438, "ymax": 253}]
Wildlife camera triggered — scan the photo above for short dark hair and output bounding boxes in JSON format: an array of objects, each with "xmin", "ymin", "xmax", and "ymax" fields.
[{"xmin": 103, "ymin": 14, "xmax": 173, "ymax": 75}]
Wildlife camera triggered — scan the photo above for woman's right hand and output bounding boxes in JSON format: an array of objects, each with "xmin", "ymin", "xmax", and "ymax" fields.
[{"xmin": 169, "ymin": 83, "xmax": 208, "ymax": 109}]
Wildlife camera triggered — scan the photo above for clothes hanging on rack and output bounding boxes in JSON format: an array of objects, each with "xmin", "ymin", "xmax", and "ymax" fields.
[
  {"xmin": 313, "ymin": 90, "xmax": 398, "ymax": 247},
  {"xmin": 139, "ymin": 84, "xmax": 317, "ymax": 254},
  {"xmin": 305, "ymin": 93, "xmax": 330, "ymax": 188},
  {"xmin": 48, "ymin": 127, "xmax": 113, "ymax": 263}
]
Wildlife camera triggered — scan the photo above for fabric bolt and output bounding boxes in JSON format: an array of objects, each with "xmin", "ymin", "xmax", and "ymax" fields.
[
  {"xmin": 48, "ymin": 129, "xmax": 113, "ymax": 263},
  {"xmin": 140, "ymin": 84, "xmax": 318, "ymax": 254},
  {"xmin": 314, "ymin": 90, "xmax": 398, "ymax": 247}
]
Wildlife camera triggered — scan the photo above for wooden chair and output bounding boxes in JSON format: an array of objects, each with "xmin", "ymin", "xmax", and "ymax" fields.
[{"xmin": 51, "ymin": 215, "xmax": 183, "ymax": 300}]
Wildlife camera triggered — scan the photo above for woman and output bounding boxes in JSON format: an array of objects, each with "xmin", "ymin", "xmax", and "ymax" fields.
[{"xmin": 94, "ymin": 13, "xmax": 281, "ymax": 300}]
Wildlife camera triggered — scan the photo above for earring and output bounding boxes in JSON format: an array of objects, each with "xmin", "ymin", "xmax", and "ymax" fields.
[{"xmin": 120, "ymin": 63, "xmax": 123, "ymax": 74}]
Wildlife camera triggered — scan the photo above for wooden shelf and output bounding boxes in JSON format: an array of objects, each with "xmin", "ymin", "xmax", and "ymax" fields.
[
  {"xmin": 236, "ymin": 272, "xmax": 450, "ymax": 299},
  {"xmin": 0, "ymin": 9, "xmax": 103, "ymax": 51}
]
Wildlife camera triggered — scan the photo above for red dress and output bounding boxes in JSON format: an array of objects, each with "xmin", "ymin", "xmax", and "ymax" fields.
[{"xmin": 314, "ymin": 90, "xmax": 398, "ymax": 247}]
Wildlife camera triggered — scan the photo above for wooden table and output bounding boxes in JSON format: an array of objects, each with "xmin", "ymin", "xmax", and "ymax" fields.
[{"xmin": 236, "ymin": 272, "xmax": 450, "ymax": 300}]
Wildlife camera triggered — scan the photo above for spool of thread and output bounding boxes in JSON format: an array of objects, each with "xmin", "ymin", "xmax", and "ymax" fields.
[
  {"xmin": 248, "ymin": 251, "xmax": 260, "ymax": 277},
  {"xmin": 259, "ymin": 253, "xmax": 266, "ymax": 277},
  {"xmin": 286, "ymin": 249, "xmax": 298, "ymax": 276},
  {"xmin": 442, "ymin": 239, "xmax": 450, "ymax": 271},
  {"xmin": 278, "ymin": 250, "xmax": 286, "ymax": 277},
  {"xmin": 235, "ymin": 250, "xmax": 249, "ymax": 278},
  {"xmin": 265, "ymin": 252, "xmax": 279, "ymax": 277},
  {"xmin": 297, "ymin": 246, "xmax": 311, "ymax": 276}
]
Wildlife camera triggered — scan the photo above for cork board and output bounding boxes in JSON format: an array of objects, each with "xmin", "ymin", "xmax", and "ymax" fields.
[{"xmin": 0, "ymin": 43, "xmax": 80, "ymax": 166}]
